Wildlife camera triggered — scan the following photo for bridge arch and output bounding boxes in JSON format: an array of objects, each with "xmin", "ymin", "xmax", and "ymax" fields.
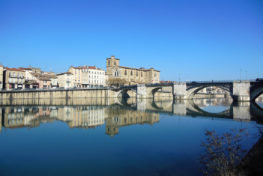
[
  {"xmin": 116, "ymin": 88, "xmax": 137, "ymax": 98},
  {"xmin": 250, "ymin": 86, "xmax": 263, "ymax": 102},
  {"xmin": 186, "ymin": 85, "xmax": 231, "ymax": 99},
  {"xmin": 149, "ymin": 87, "xmax": 162, "ymax": 98}
]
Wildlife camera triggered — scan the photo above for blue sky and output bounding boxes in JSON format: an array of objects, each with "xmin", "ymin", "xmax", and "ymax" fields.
[{"xmin": 0, "ymin": 0, "xmax": 262, "ymax": 81}]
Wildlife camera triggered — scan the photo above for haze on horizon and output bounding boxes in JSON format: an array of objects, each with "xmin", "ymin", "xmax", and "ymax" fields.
[{"xmin": 0, "ymin": 0, "xmax": 262, "ymax": 81}]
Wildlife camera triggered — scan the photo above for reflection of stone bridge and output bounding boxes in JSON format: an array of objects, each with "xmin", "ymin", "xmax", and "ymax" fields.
[
  {"xmin": 1, "ymin": 99, "xmax": 263, "ymax": 136},
  {"xmin": 112, "ymin": 80, "xmax": 263, "ymax": 102},
  {"xmin": 125, "ymin": 98, "xmax": 263, "ymax": 123}
]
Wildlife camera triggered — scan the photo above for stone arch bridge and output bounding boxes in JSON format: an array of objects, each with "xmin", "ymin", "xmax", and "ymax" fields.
[{"xmin": 111, "ymin": 80, "xmax": 263, "ymax": 102}]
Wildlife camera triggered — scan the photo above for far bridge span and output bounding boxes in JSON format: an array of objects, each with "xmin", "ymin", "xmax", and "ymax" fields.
[{"xmin": 112, "ymin": 80, "xmax": 263, "ymax": 102}]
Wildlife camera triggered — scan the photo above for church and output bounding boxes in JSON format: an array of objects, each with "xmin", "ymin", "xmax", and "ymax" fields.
[{"xmin": 106, "ymin": 56, "xmax": 160, "ymax": 85}]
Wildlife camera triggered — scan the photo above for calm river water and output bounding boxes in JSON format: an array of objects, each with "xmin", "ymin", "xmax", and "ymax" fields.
[{"xmin": 0, "ymin": 98, "xmax": 263, "ymax": 176}]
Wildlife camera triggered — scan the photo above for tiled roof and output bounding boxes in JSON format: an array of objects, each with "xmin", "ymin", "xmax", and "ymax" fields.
[
  {"xmin": 19, "ymin": 67, "xmax": 32, "ymax": 70},
  {"xmin": 57, "ymin": 72, "xmax": 73, "ymax": 76},
  {"xmin": 106, "ymin": 56, "xmax": 120, "ymax": 60},
  {"xmin": 118, "ymin": 66, "xmax": 160, "ymax": 72},
  {"xmin": 31, "ymin": 73, "xmax": 56, "ymax": 81},
  {"xmin": 88, "ymin": 66, "xmax": 96, "ymax": 69},
  {"xmin": 4, "ymin": 67, "xmax": 25, "ymax": 72},
  {"xmin": 71, "ymin": 66, "xmax": 88, "ymax": 69},
  {"xmin": 70, "ymin": 65, "xmax": 104, "ymax": 71}
]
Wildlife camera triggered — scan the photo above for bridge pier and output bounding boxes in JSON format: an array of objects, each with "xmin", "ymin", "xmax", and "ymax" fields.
[
  {"xmin": 232, "ymin": 81, "xmax": 250, "ymax": 102},
  {"xmin": 136, "ymin": 84, "xmax": 147, "ymax": 99},
  {"xmin": 173, "ymin": 83, "xmax": 187, "ymax": 100}
]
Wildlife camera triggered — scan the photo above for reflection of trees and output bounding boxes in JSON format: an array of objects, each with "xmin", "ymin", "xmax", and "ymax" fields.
[{"xmin": 200, "ymin": 129, "xmax": 247, "ymax": 176}]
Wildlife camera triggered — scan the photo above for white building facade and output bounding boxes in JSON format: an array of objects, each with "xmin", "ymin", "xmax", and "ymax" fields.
[
  {"xmin": 68, "ymin": 66, "xmax": 106, "ymax": 88},
  {"xmin": 57, "ymin": 72, "xmax": 74, "ymax": 88},
  {"xmin": 86, "ymin": 66, "xmax": 106, "ymax": 87}
]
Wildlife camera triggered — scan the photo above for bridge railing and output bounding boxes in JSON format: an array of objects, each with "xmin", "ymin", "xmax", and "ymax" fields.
[
  {"xmin": 185, "ymin": 80, "xmax": 233, "ymax": 84},
  {"xmin": 185, "ymin": 79, "xmax": 259, "ymax": 84}
]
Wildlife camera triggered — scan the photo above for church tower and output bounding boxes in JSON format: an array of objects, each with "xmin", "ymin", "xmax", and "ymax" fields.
[
  {"xmin": 106, "ymin": 56, "xmax": 119, "ymax": 67},
  {"xmin": 106, "ymin": 56, "xmax": 120, "ymax": 77}
]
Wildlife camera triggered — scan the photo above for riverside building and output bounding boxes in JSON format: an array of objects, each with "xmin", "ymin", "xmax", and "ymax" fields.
[
  {"xmin": 3, "ymin": 68, "xmax": 25, "ymax": 90},
  {"xmin": 57, "ymin": 72, "xmax": 74, "ymax": 88},
  {"xmin": 68, "ymin": 66, "xmax": 106, "ymax": 88},
  {"xmin": 0, "ymin": 65, "xmax": 3, "ymax": 89},
  {"xmin": 106, "ymin": 56, "xmax": 160, "ymax": 85}
]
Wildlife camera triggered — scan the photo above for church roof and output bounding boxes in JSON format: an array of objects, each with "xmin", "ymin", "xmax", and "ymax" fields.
[{"xmin": 118, "ymin": 66, "xmax": 160, "ymax": 72}]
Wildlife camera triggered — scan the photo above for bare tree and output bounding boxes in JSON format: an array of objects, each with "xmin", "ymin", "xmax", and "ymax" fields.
[
  {"xmin": 106, "ymin": 78, "xmax": 127, "ymax": 87},
  {"xmin": 200, "ymin": 128, "xmax": 248, "ymax": 176}
]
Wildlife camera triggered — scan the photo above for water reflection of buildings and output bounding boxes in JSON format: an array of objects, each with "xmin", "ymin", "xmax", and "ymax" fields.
[
  {"xmin": 1, "ymin": 97, "xmax": 262, "ymax": 134},
  {"xmin": 57, "ymin": 106, "xmax": 105, "ymax": 128},
  {"xmin": 1, "ymin": 106, "xmax": 106, "ymax": 130},
  {"xmin": 0, "ymin": 105, "xmax": 160, "ymax": 136},
  {"xmin": 105, "ymin": 106, "xmax": 160, "ymax": 136},
  {"xmin": 2, "ymin": 106, "xmax": 55, "ymax": 129}
]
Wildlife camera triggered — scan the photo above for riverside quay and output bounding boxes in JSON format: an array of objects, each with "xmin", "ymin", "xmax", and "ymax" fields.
[{"xmin": 0, "ymin": 80, "xmax": 262, "ymax": 102}]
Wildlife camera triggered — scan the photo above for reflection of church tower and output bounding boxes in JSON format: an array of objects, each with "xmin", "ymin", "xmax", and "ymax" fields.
[
  {"xmin": 106, "ymin": 125, "xmax": 119, "ymax": 137},
  {"xmin": 105, "ymin": 106, "xmax": 160, "ymax": 137},
  {"xmin": 105, "ymin": 117, "xmax": 119, "ymax": 136}
]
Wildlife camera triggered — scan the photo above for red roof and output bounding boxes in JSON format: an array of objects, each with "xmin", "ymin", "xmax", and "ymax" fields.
[
  {"xmin": 70, "ymin": 65, "xmax": 104, "ymax": 71},
  {"xmin": 4, "ymin": 67, "xmax": 25, "ymax": 72},
  {"xmin": 71, "ymin": 66, "xmax": 88, "ymax": 69},
  {"xmin": 88, "ymin": 66, "xmax": 96, "ymax": 69},
  {"xmin": 19, "ymin": 67, "xmax": 32, "ymax": 70},
  {"xmin": 57, "ymin": 72, "xmax": 73, "ymax": 76}
]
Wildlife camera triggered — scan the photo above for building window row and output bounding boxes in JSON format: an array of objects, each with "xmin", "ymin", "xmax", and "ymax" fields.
[{"xmin": 123, "ymin": 70, "xmax": 145, "ymax": 77}]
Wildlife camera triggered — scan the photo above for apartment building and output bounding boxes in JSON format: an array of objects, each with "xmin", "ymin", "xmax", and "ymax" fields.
[
  {"xmin": 3, "ymin": 68, "xmax": 25, "ymax": 90},
  {"xmin": 68, "ymin": 66, "xmax": 106, "ymax": 88},
  {"xmin": 0, "ymin": 65, "xmax": 3, "ymax": 89},
  {"xmin": 41, "ymin": 72, "xmax": 58, "ymax": 88},
  {"xmin": 68, "ymin": 66, "xmax": 82, "ymax": 88},
  {"xmin": 50, "ymin": 75, "xmax": 58, "ymax": 88},
  {"xmin": 57, "ymin": 72, "xmax": 74, "ymax": 88},
  {"xmin": 87, "ymin": 66, "xmax": 106, "ymax": 87},
  {"xmin": 20, "ymin": 68, "xmax": 39, "ymax": 89},
  {"xmin": 19, "ymin": 67, "xmax": 58, "ymax": 89},
  {"xmin": 36, "ymin": 76, "xmax": 51, "ymax": 89}
]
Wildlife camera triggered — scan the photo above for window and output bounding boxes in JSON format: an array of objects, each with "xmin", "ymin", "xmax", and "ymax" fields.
[
  {"xmin": 131, "ymin": 71, "xmax": 133, "ymax": 76},
  {"xmin": 108, "ymin": 61, "xmax": 110, "ymax": 66},
  {"xmin": 114, "ymin": 70, "xmax": 119, "ymax": 77},
  {"xmin": 114, "ymin": 61, "xmax": 116, "ymax": 66},
  {"xmin": 141, "ymin": 72, "xmax": 143, "ymax": 77},
  {"xmin": 125, "ymin": 70, "xmax": 127, "ymax": 75},
  {"xmin": 136, "ymin": 72, "xmax": 138, "ymax": 77}
]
